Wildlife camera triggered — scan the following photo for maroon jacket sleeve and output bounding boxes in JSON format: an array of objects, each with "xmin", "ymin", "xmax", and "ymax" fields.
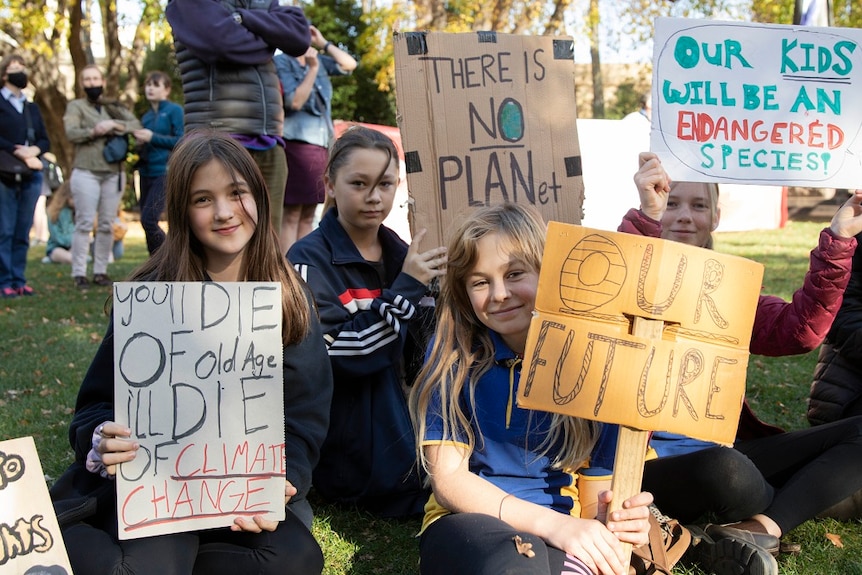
[
  {"xmin": 618, "ymin": 208, "xmax": 662, "ymax": 238},
  {"xmin": 749, "ymin": 228, "xmax": 857, "ymax": 356}
]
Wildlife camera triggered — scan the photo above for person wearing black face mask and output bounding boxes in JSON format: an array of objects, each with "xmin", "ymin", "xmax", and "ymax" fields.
[
  {"xmin": 62, "ymin": 64, "xmax": 140, "ymax": 290},
  {"xmin": 0, "ymin": 54, "xmax": 51, "ymax": 298}
]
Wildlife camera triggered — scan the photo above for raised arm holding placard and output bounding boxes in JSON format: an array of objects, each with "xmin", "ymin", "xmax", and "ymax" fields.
[{"xmin": 604, "ymin": 152, "xmax": 862, "ymax": 570}]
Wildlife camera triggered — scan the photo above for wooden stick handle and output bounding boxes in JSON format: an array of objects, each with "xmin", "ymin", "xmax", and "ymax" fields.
[{"xmin": 606, "ymin": 316, "xmax": 661, "ymax": 572}]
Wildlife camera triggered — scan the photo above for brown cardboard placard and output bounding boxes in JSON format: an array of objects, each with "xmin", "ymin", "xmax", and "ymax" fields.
[
  {"xmin": 518, "ymin": 223, "xmax": 764, "ymax": 446},
  {"xmin": 394, "ymin": 31, "xmax": 584, "ymax": 249},
  {"xmin": 0, "ymin": 436, "xmax": 73, "ymax": 574},
  {"xmin": 112, "ymin": 282, "xmax": 286, "ymax": 539}
]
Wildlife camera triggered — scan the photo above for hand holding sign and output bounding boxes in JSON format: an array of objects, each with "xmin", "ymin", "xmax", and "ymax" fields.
[
  {"xmin": 90, "ymin": 422, "xmax": 138, "ymax": 477},
  {"xmin": 598, "ymin": 489, "xmax": 654, "ymax": 547},
  {"xmin": 829, "ymin": 190, "xmax": 862, "ymax": 238},
  {"xmin": 633, "ymin": 152, "xmax": 672, "ymax": 222},
  {"xmin": 402, "ymin": 228, "xmax": 448, "ymax": 286},
  {"xmin": 231, "ymin": 479, "xmax": 298, "ymax": 533}
]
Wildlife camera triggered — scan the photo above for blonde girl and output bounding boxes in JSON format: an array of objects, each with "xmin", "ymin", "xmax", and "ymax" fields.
[{"xmin": 411, "ymin": 203, "xmax": 652, "ymax": 575}]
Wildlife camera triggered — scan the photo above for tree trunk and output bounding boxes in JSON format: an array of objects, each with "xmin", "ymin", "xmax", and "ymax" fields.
[
  {"xmin": 68, "ymin": 0, "xmax": 89, "ymax": 99},
  {"xmin": 589, "ymin": 0, "xmax": 604, "ymax": 118},
  {"xmin": 99, "ymin": 0, "xmax": 125, "ymax": 100}
]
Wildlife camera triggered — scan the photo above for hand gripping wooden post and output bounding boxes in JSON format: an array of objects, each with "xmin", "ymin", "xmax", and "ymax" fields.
[
  {"xmin": 517, "ymin": 223, "xmax": 763, "ymax": 573},
  {"xmin": 607, "ymin": 317, "xmax": 663, "ymax": 572}
]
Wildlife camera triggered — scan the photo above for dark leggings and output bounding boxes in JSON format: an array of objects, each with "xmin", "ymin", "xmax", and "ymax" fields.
[
  {"xmin": 138, "ymin": 175, "xmax": 166, "ymax": 255},
  {"xmin": 643, "ymin": 415, "xmax": 862, "ymax": 533},
  {"xmin": 419, "ymin": 513, "xmax": 592, "ymax": 575},
  {"xmin": 62, "ymin": 505, "xmax": 323, "ymax": 575}
]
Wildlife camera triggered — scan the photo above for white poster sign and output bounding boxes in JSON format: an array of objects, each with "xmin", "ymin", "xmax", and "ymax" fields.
[
  {"xmin": 0, "ymin": 436, "xmax": 73, "ymax": 574},
  {"xmin": 113, "ymin": 282, "xmax": 285, "ymax": 539},
  {"xmin": 652, "ymin": 17, "xmax": 862, "ymax": 188}
]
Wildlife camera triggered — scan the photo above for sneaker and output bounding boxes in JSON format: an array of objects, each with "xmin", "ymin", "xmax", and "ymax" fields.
[
  {"xmin": 1, "ymin": 287, "xmax": 18, "ymax": 298},
  {"xmin": 17, "ymin": 285, "xmax": 35, "ymax": 296},
  {"xmin": 92, "ymin": 274, "xmax": 112, "ymax": 287},
  {"xmin": 41, "ymin": 256, "xmax": 51, "ymax": 264},
  {"xmin": 685, "ymin": 525, "xmax": 778, "ymax": 575},
  {"xmin": 74, "ymin": 276, "xmax": 90, "ymax": 290}
]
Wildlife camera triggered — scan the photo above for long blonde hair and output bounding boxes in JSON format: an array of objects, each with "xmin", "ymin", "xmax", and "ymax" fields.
[{"xmin": 409, "ymin": 203, "xmax": 600, "ymax": 477}]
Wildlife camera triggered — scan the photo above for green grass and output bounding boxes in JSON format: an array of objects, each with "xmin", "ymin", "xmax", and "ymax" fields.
[{"xmin": 2, "ymin": 220, "xmax": 861, "ymax": 574}]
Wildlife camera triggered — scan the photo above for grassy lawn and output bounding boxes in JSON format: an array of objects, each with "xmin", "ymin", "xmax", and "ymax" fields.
[{"xmin": 1, "ymin": 219, "xmax": 860, "ymax": 574}]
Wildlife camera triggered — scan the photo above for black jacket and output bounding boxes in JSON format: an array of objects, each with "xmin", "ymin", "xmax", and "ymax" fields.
[
  {"xmin": 166, "ymin": 0, "xmax": 309, "ymax": 136},
  {"xmin": 288, "ymin": 209, "xmax": 433, "ymax": 517},
  {"xmin": 809, "ymin": 233, "xmax": 862, "ymax": 425}
]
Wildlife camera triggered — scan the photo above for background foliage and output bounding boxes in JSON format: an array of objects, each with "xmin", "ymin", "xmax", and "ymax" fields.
[{"xmin": 2, "ymin": 0, "xmax": 861, "ymax": 179}]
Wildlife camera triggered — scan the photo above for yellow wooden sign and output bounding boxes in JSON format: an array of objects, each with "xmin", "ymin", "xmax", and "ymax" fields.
[{"xmin": 518, "ymin": 222, "xmax": 764, "ymax": 446}]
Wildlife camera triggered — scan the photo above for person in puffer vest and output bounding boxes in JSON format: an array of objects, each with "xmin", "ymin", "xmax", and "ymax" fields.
[{"xmin": 166, "ymin": 0, "xmax": 310, "ymax": 233}]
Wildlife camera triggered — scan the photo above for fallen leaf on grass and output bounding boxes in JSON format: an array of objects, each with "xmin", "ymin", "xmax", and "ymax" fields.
[
  {"xmin": 39, "ymin": 388, "xmax": 51, "ymax": 397},
  {"xmin": 513, "ymin": 535, "xmax": 535, "ymax": 558},
  {"xmin": 89, "ymin": 332, "xmax": 101, "ymax": 342},
  {"xmin": 825, "ymin": 533, "xmax": 844, "ymax": 548}
]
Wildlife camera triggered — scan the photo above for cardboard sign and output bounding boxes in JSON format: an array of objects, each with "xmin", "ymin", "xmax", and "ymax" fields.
[
  {"xmin": 113, "ymin": 282, "xmax": 285, "ymax": 539},
  {"xmin": 0, "ymin": 436, "xmax": 73, "ymax": 574},
  {"xmin": 394, "ymin": 31, "xmax": 584, "ymax": 248},
  {"xmin": 651, "ymin": 17, "xmax": 862, "ymax": 188},
  {"xmin": 518, "ymin": 224, "xmax": 764, "ymax": 445}
]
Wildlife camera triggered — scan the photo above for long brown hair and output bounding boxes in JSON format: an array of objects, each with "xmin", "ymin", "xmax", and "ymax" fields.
[
  {"xmin": 409, "ymin": 203, "xmax": 600, "ymax": 477},
  {"xmin": 130, "ymin": 131, "xmax": 311, "ymax": 344}
]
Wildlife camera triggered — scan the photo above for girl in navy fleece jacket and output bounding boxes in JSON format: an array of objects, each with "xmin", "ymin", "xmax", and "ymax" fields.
[{"xmin": 288, "ymin": 126, "xmax": 447, "ymax": 517}]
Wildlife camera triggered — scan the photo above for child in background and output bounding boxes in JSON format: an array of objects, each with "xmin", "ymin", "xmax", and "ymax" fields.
[
  {"xmin": 133, "ymin": 70, "xmax": 184, "ymax": 255},
  {"xmin": 44, "ymin": 182, "xmax": 74, "ymax": 264},
  {"xmin": 51, "ymin": 132, "xmax": 332, "ymax": 575},
  {"xmin": 287, "ymin": 125, "xmax": 447, "ymax": 517},
  {"xmin": 409, "ymin": 203, "xmax": 654, "ymax": 575}
]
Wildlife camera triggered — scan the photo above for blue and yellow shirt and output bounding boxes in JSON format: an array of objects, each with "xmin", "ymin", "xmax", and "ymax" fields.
[{"xmin": 421, "ymin": 331, "xmax": 582, "ymax": 531}]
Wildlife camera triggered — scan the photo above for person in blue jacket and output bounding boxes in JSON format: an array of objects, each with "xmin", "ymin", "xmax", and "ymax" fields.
[
  {"xmin": 409, "ymin": 203, "xmax": 654, "ymax": 575},
  {"xmin": 287, "ymin": 125, "xmax": 447, "ymax": 517},
  {"xmin": 133, "ymin": 71, "xmax": 183, "ymax": 255},
  {"xmin": 0, "ymin": 54, "xmax": 51, "ymax": 298}
]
